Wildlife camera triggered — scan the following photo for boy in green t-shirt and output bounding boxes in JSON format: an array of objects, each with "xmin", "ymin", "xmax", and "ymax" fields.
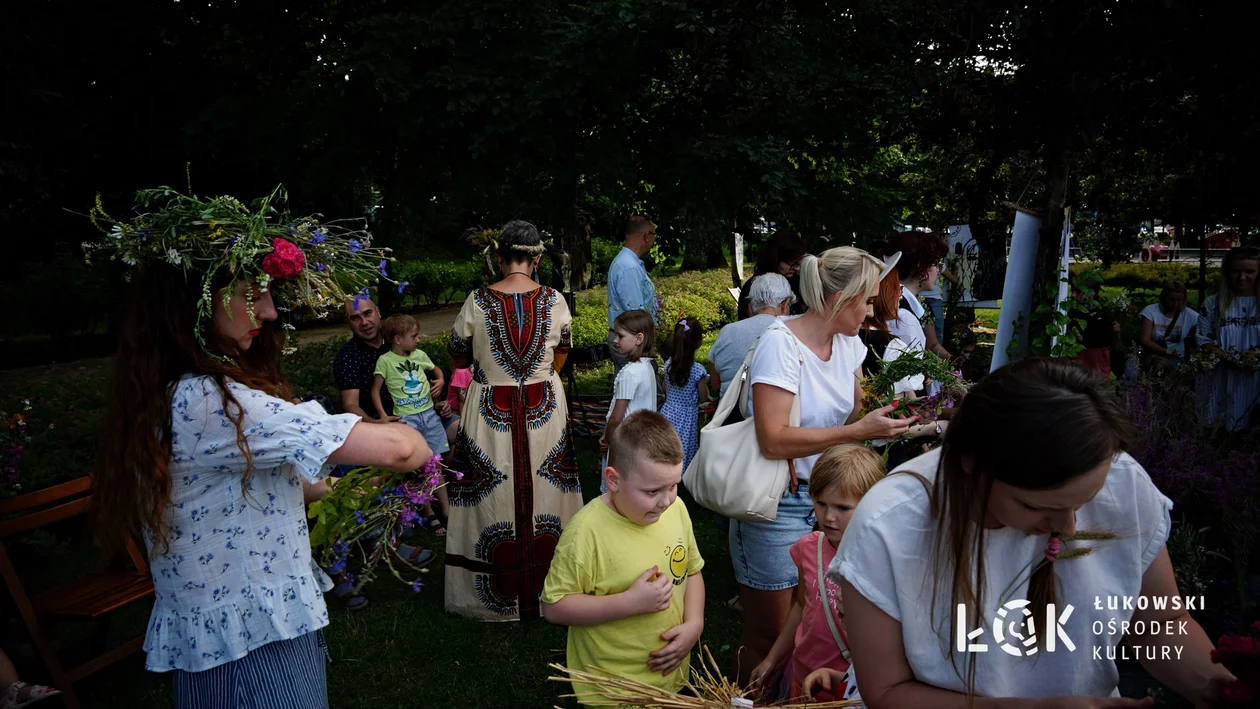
[
  {"xmin": 542, "ymin": 411, "xmax": 706, "ymax": 706},
  {"xmin": 372, "ymin": 314, "xmax": 450, "ymax": 530}
]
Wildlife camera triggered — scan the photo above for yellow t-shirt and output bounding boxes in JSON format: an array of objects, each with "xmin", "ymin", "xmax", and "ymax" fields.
[
  {"xmin": 541, "ymin": 497, "xmax": 704, "ymax": 706},
  {"xmin": 372, "ymin": 349, "xmax": 435, "ymax": 416}
]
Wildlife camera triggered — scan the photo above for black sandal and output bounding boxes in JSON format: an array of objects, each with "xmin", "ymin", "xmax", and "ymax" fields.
[{"xmin": 424, "ymin": 516, "xmax": 447, "ymax": 536}]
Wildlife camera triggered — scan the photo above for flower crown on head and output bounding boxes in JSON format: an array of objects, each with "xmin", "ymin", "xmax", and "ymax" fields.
[{"xmin": 82, "ymin": 184, "xmax": 398, "ymax": 356}]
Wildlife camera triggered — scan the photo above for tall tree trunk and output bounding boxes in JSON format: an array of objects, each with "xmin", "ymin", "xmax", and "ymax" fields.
[{"xmin": 564, "ymin": 210, "xmax": 594, "ymax": 292}]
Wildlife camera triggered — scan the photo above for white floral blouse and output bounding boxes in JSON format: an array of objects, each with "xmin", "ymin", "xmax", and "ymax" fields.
[{"xmin": 142, "ymin": 375, "xmax": 359, "ymax": 673}]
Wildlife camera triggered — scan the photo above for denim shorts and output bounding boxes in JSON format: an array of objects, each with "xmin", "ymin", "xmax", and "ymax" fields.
[
  {"xmin": 729, "ymin": 482, "xmax": 815, "ymax": 591},
  {"xmin": 401, "ymin": 410, "xmax": 450, "ymax": 456}
]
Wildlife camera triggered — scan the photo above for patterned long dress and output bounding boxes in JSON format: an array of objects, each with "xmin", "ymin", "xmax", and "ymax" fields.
[
  {"xmin": 1197, "ymin": 295, "xmax": 1260, "ymax": 430},
  {"xmin": 445, "ymin": 286, "xmax": 583, "ymax": 620}
]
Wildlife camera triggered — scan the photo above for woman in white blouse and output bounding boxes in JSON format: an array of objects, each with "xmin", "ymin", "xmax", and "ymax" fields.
[
  {"xmin": 94, "ymin": 264, "xmax": 430, "ymax": 709},
  {"xmin": 1196, "ymin": 246, "xmax": 1260, "ymax": 430},
  {"xmin": 732, "ymin": 246, "xmax": 913, "ymax": 685},
  {"xmin": 830, "ymin": 358, "xmax": 1235, "ymax": 708}
]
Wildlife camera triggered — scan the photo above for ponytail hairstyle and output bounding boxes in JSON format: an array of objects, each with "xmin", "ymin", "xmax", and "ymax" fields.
[
  {"xmin": 798, "ymin": 246, "xmax": 882, "ymax": 319},
  {"xmin": 910, "ymin": 358, "xmax": 1134, "ymax": 695},
  {"xmin": 613, "ymin": 309, "xmax": 656, "ymax": 363},
  {"xmin": 667, "ymin": 316, "xmax": 704, "ymax": 388}
]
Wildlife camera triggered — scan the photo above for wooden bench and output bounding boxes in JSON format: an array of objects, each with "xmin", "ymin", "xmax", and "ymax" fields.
[{"xmin": 0, "ymin": 477, "xmax": 154, "ymax": 709}]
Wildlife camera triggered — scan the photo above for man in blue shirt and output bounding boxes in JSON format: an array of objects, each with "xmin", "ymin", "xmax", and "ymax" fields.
[{"xmin": 606, "ymin": 215, "xmax": 659, "ymax": 370}]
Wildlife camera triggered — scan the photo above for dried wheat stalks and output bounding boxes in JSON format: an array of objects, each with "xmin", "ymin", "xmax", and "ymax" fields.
[{"xmin": 548, "ymin": 645, "xmax": 863, "ymax": 708}]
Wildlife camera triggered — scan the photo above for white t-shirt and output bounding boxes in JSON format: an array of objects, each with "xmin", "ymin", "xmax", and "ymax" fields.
[
  {"xmin": 1139, "ymin": 304, "xmax": 1199, "ymax": 355},
  {"xmin": 747, "ymin": 318, "xmax": 866, "ymax": 480},
  {"xmin": 833, "ymin": 449, "xmax": 1173, "ymax": 699},
  {"xmin": 889, "ymin": 286, "xmax": 928, "ymax": 355},
  {"xmin": 609, "ymin": 358, "xmax": 657, "ymax": 419}
]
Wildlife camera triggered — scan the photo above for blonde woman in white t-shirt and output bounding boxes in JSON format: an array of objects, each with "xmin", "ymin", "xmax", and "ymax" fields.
[
  {"xmin": 732, "ymin": 246, "xmax": 914, "ymax": 686},
  {"xmin": 830, "ymin": 358, "xmax": 1236, "ymax": 709}
]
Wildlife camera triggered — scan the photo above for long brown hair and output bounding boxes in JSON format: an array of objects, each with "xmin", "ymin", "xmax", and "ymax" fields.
[
  {"xmin": 667, "ymin": 316, "xmax": 703, "ymax": 388},
  {"xmin": 918, "ymin": 358, "xmax": 1134, "ymax": 694},
  {"xmin": 93, "ymin": 264, "xmax": 291, "ymax": 556}
]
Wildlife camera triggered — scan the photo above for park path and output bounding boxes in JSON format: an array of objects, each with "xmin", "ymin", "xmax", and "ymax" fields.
[{"xmin": 293, "ymin": 304, "xmax": 460, "ymax": 345}]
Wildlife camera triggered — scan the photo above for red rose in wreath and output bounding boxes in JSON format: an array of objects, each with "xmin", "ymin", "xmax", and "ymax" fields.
[{"xmin": 261, "ymin": 238, "xmax": 306, "ymax": 279}]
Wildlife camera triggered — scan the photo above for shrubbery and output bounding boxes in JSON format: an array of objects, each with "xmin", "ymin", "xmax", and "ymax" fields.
[
  {"xmin": 395, "ymin": 260, "xmax": 484, "ymax": 307},
  {"xmin": 1072, "ymin": 262, "xmax": 1221, "ymax": 301},
  {"xmin": 571, "ymin": 269, "xmax": 739, "ymax": 350}
]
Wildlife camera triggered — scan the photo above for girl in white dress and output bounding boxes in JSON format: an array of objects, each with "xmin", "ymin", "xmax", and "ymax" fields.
[{"xmin": 1196, "ymin": 246, "xmax": 1260, "ymax": 430}]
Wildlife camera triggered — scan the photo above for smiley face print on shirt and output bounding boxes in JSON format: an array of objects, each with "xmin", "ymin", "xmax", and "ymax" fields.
[{"xmin": 667, "ymin": 542, "xmax": 688, "ymax": 585}]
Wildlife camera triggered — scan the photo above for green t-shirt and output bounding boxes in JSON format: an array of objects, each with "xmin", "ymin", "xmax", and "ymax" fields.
[
  {"xmin": 373, "ymin": 349, "xmax": 436, "ymax": 416},
  {"xmin": 541, "ymin": 497, "xmax": 704, "ymax": 705}
]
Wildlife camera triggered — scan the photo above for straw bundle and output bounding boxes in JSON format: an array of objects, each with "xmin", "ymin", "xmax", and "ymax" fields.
[{"xmin": 548, "ymin": 646, "xmax": 863, "ymax": 708}]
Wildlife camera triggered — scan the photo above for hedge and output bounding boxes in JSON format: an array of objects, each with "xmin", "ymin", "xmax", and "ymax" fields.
[
  {"xmin": 571, "ymin": 269, "xmax": 739, "ymax": 350},
  {"xmin": 1071, "ymin": 262, "xmax": 1221, "ymax": 303}
]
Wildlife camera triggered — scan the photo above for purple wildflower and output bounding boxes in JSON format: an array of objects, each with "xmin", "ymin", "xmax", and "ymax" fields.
[
  {"xmin": 352, "ymin": 287, "xmax": 370, "ymax": 311},
  {"xmin": 397, "ymin": 281, "xmax": 409, "ymax": 294},
  {"xmin": 423, "ymin": 453, "xmax": 443, "ymax": 476},
  {"xmin": 378, "ymin": 259, "xmax": 389, "ymax": 278},
  {"xmin": 308, "ymin": 229, "xmax": 327, "ymax": 245},
  {"xmin": 400, "ymin": 508, "xmax": 419, "ymax": 528},
  {"xmin": 328, "ymin": 556, "xmax": 347, "ymax": 574},
  {"xmin": 354, "ymin": 510, "xmax": 366, "ymax": 525},
  {"xmin": 315, "ymin": 263, "xmax": 327, "ymax": 272},
  {"xmin": 348, "ymin": 240, "xmax": 363, "ymax": 254},
  {"xmin": 411, "ymin": 578, "xmax": 424, "ymax": 593},
  {"xmin": 453, "ymin": 470, "xmax": 465, "ymax": 481}
]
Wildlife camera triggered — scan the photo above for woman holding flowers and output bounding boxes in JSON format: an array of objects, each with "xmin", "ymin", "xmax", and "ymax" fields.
[
  {"xmin": 1196, "ymin": 246, "xmax": 1260, "ymax": 431},
  {"xmin": 830, "ymin": 358, "xmax": 1237, "ymax": 708},
  {"xmin": 90, "ymin": 187, "xmax": 431, "ymax": 709},
  {"xmin": 733, "ymin": 246, "xmax": 914, "ymax": 685},
  {"xmin": 444, "ymin": 220, "xmax": 583, "ymax": 621}
]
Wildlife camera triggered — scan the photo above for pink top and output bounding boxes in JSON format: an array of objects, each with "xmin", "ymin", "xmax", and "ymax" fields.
[
  {"xmin": 447, "ymin": 368, "xmax": 472, "ymax": 415},
  {"xmin": 788, "ymin": 531, "xmax": 850, "ymax": 697}
]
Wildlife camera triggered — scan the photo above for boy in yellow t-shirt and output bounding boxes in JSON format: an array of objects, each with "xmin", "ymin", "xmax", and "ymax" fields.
[{"xmin": 542, "ymin": 410, "xmax": 706, "ymax": 706}]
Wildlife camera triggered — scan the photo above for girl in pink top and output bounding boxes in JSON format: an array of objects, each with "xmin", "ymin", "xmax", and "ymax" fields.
[
  {"xmin": 749, "ymin": 444, "xmax": 885, "ymax": 701},
  {"xmin": 443, "ymin": 366, "xmax": 472, "ymax": 442}
]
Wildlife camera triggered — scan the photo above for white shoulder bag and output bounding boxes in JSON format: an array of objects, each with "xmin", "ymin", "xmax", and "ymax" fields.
[{"xmin": 682, "ymin": 321, "xmax": 801, "ymax": 522}]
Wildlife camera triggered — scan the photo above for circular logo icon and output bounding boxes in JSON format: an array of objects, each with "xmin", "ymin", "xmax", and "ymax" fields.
[{"xmin": 993, "ymin": 599, "xmax": 1039, "ymax": 656}]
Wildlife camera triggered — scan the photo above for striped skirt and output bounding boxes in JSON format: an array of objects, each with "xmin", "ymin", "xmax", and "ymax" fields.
[{"xmin": 173, "ymin": 631, "xmax": 328, "ymax": 709}]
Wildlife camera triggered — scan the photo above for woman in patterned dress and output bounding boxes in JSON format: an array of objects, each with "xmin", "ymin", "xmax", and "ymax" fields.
[
  {"xmin": 1197, "ymin": 246, "xmax": 1260, "ymax": 430},
  {"xmin": 445, "ymin": 220, "xmax": 583, "ymax": 620}
]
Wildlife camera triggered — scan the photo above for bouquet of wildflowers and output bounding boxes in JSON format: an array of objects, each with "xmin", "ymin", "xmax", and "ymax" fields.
[
  {"xmin": 307, "ymin": 454, "xmax": 461, "ymax": 593},
  {"xmin": 860, "ymin": 350, "xmax": 967, "ymax": 421},
  {"xmin": 1211, "ymin": 621, "xmax": 1260, "ymax": 705}
]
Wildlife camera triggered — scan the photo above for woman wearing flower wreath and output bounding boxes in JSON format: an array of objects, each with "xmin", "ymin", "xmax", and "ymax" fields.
[
  {"xmin": 444, "ymin": 220, "xmax": 583, "ymax": 621},
  {"xmin": 825, "ymin": 358, "xmax": 1238, "ymax": 708},
  {"xmin": 89, "ymin": 187, "xmax": 432, "ymax": 709}
]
